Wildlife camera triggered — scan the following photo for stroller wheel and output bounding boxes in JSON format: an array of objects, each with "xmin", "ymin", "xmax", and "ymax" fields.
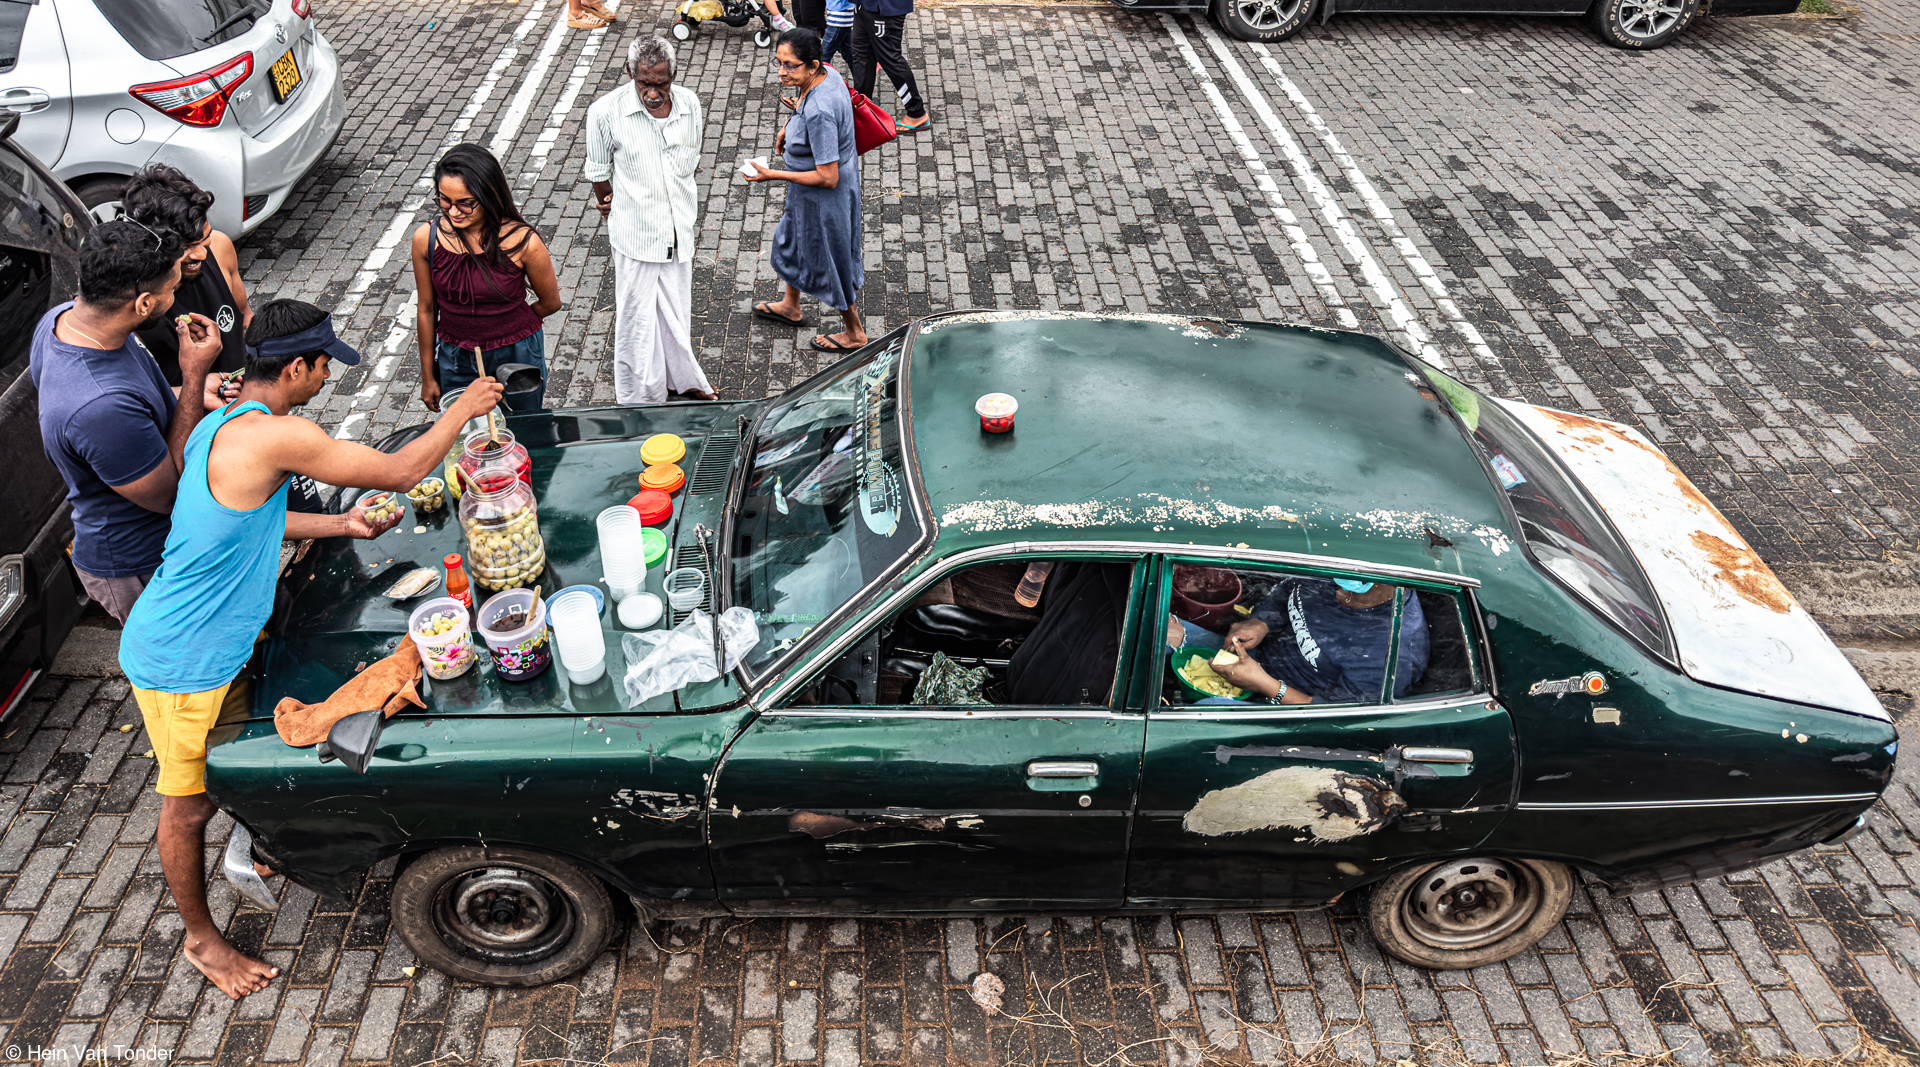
[
  {"xmin": 672, "ymin": 18, "xmax": 693, "ymax": 39},
  {"xmin": 753, "ymin": 28, "xmax": 773, "ymax": 47}
]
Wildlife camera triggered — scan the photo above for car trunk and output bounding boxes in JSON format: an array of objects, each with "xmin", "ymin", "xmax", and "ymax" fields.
[
  {"xmin": 98, "ymin": 0, "xmax": 310, "ymax": 138},
  {"xmin": 1495, "ymin": 399, "xmax": 1884, "ymax": 721}
]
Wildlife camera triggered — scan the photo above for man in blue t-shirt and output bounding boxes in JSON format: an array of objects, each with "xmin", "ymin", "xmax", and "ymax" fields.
[
  {"xmin": 1177, "ymin": 577, "xmax": 1429, "ymax": 704},
  {"xmin": 29, "ymin": 220, "xmax": 225, "ymax": 621}
]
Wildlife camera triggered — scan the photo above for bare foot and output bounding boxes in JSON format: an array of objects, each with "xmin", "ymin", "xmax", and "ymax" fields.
[
  {"xmin": 184, "ymin": 934, "xmax": 279, "ymax": 999},
  {"xmin": 833, "ymin": 331, "xmax": 868, "ymax": 348}
]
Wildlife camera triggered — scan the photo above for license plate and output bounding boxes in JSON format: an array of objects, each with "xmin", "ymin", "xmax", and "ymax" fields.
[{"xmin": 269, "ymin": 49, "xmax": 301, "ymax": 104}]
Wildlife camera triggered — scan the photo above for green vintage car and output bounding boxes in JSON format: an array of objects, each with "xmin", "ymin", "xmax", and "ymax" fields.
[{"xmin": 206, "ymin": 311, "xmax": 1894, "ymax": 985}]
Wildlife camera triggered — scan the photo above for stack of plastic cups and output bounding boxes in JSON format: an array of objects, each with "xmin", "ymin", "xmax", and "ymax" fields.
[
  {"xmin": 596, "ymin": 505, "xmax": 647, "ymax": 603},
  {"xmin": 549, "ymin": 588, "xmax": 606, "ymax": 684}
]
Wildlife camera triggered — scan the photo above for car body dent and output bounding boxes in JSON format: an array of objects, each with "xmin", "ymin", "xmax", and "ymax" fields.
[{"xmin": 1497, "ymin": 399, "xmax": 1882, "ymax": 721}]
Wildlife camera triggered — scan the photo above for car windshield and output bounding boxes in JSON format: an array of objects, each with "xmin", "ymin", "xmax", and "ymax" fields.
[
  {"xmin": 96, "ymin": 0, "xmax": 269, "ymax": 61},
  {"xmin": 731, "ymin": 335, "xmax": 922, "ymax": 677},
  {"xmin": 1420, "ymin": 366, "xmax": 1671, "ymax": 661}
]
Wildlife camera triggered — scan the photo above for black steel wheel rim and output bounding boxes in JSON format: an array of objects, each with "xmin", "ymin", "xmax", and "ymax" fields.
[
  {"xmin": 431, "ymin": 866, "xmax": 578, "ymax": 964},
  {"xmin": 1401, "ymin": 858, "xmax": 1538, "ymax": 950}
]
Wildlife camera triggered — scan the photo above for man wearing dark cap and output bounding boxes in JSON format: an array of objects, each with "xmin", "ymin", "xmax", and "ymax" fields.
[{"xmin": 117, "ymin": 298, "xmax": 503, "ymax": 1001}]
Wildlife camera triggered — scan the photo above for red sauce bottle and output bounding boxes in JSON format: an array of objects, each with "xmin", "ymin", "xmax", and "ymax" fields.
[{"xmin": 444, "ymin": 552, "xmax": 473, "ymax": 611}]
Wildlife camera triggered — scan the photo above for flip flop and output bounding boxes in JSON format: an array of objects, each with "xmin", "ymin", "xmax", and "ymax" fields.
[
  {"xmin": 895, "ymin": 116, "xmax": 931, "ymax": 134},
  {"xmin": 810, "ymin": 335, "xmax": 859, "ymax": 352},
  {"xmin": 566, "ymin": 11, "xmax": 608, "ymax": 28},
  {"xmin": 753, "ymin": 302, "xmax": 807, "ymax": 327}
]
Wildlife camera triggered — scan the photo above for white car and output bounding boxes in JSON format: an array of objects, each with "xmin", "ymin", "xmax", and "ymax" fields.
[{"xmin": 0, "ymin": 0, "xmax": 345, "ymax": 237}]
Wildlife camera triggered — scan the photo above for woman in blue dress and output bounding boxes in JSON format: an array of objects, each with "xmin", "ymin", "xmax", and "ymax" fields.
[{"xmin": 746, "ymin": 29, "xmax": 868, "ymax": 352}]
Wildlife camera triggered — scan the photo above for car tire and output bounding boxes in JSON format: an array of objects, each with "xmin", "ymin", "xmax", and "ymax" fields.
[
  {"xmin": 1213, "ymin": 0, "xmax": 1317, "ymax": 43},
  {"xmin": 1586, "ymin": 0, "xmax": 1699, "ymax": 49},
  {"xmin": 1365, "ymin": 856, "xmax": 1573, "ymax": 969},
  {"xmin": 392, "ymin": 845, "xmax": 618, "ymax": 986},
  {"xmin": 71, "ymin": 177, "xmax": 129, "ymax": 226}
]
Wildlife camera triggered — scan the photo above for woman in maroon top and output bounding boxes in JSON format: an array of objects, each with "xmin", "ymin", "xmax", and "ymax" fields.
[{"xmin": 412, "ymin": 144, "xmax": 563, "ymax": 414}]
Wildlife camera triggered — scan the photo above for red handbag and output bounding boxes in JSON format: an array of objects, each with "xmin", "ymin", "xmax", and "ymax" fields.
[{"xmin": 849, "ymin": 87, "xmax": 897, "ymax": 156}]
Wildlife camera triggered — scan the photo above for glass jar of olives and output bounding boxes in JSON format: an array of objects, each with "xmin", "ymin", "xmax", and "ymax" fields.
[{"xmin": 455, "ymin": 464, "xmax": 545, "ymax": 591}]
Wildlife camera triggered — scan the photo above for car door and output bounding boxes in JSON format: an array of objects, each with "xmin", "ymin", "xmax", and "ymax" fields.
[
  {"xmin": 1127, "ymin": 555, "xmax": 1516, "ymax": 908},
  {"xmin": 0, "ymin": 0, "xmax": 70, "ymax": 167},
  {"xmin": 709, "ymin": 554, "xmax": 1151, "ymax": 911}
]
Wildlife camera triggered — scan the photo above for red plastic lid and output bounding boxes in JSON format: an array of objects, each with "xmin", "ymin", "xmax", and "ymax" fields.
[
  {"xmin": 629, "ymin": 490, "xmax": 674, "ymax": 526},
  {"xmin": 443, "ymin": 553, "xmax": 464, "ymax": 570},
  {"xmin": 639, "ymin": 463, "xmax": 685, "ymax": 494}
]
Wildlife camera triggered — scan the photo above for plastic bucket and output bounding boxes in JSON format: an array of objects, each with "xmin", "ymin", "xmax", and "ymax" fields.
[
  {"xmin": 1169, "ymin": 646, "xmax": 1247, "ymax": 702},
  {"xmin": 1171, "ymin": 565, "xmax": 1243, "ymax": 630},
  {"xmin": 409, "ymin": 597, "xmax": 477, "ymax": 680},
  {"xmin": 477, "ymin": 589, "xmax": 551, "ymax": 682}
]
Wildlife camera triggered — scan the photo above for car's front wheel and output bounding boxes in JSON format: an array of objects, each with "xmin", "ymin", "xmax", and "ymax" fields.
[
  {"xmin": 1587, "ymin": 0, "xmax": 1699, "ymax": 48},
  {"xmin": 1365, "ymin": 857, "xmax": 1573, "ymax": 969},
  {"xmin": 393, "ymin": 845, "xmax": 618, "ymax": 986},
  {"xmin": 1213, "ymin": 0, "xmax": 1317, "ymax": 42}
]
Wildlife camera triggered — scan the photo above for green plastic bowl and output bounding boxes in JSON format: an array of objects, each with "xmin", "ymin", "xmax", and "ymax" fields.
[
  {"xmin": 642, "ymin": 526, "xmax": 669, "ymax": 567},
  {"xmin": 1169, "ymin": 645, "xmax": 1246, "ymax": 702}
]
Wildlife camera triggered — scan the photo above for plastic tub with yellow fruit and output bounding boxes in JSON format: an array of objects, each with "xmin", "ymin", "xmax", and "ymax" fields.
[{"xmin": 1169, "ymin": 645, "xmax": 1249, "ymax": 702}]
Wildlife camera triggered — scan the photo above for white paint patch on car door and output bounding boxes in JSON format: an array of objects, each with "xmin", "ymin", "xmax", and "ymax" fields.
[
  {"xmin": 1498, "ymin": 399, "xmax": 1884, "ymax": 721},
  {"xmin": 1183, "ymin": 766, "xmax": 1406, "ymax": 841}
]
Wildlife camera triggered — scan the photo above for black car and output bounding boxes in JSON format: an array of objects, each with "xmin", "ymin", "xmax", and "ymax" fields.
[
  {"xmin": 1131, "ymin": 0, "xmax": 1794, "ymax": 49},
  {"xmin": 0, "ymin": 111, "xmax": 89, "ymax": 720}
]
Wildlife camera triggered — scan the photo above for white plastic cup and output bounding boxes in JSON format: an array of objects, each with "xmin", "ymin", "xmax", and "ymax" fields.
[
  {"xmin": 665, "ymin": 567, "xmax": 706, "ymax": 611},
  {"xmin": 596, "ymin": 505, "xmax": 646, "ymax": 602},
  {"xmin": 548, "ymin": 589, "xmax": 606, "ymax": 680},
  {"xmin": 408, "ymin": 596, "xmax": 476, "ymax": 680}
]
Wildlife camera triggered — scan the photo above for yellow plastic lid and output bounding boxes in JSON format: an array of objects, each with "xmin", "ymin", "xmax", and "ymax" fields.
[{"xmin": 640, "ymin": 433, "xmax": 686, "ymax": 466}]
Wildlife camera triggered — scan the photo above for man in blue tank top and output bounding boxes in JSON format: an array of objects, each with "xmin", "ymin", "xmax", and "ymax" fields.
[{"xmin": 118, "ymin": 300, "xmax": 503, "ymax": 1000}]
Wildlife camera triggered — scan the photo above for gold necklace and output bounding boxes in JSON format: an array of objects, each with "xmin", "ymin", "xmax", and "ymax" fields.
[{"xmin": 60, "ymin": 313, "xmax": 110, "ymax": 349}]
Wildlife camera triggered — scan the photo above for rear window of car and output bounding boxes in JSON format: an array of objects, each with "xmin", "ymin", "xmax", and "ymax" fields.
[
  {"xmin": 0, "ymin": 1, "xmax": 31, "ymax": 75},
  {"xmin": 1419, "ymin": 366, "xmax": 1673, "ymax": 663},
  {"xmin": 95, "ymin": 0, "xmax": 270, "ymax": 62}
]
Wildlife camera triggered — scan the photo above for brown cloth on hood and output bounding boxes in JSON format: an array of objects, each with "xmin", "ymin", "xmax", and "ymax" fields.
[{"xmin": 274, "ymin": 640, "xmax": 426, "ymax": 747}]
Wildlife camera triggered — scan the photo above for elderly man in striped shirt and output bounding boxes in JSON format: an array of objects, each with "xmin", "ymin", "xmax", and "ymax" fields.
[{"xmin": 584, "ymin": 36, "xmax": 717, "ymax": 403}]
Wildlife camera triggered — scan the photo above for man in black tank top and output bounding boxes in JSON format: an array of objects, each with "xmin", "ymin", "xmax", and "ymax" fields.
[{"xmin": 124, "ymin": 166, "xmax": 252, "ymax": 389}]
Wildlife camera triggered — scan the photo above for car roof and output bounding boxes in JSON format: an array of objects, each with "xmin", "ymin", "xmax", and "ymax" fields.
[{"xmin": 906, "ymin": 312, "xmax": 1518, "ymax": 581}]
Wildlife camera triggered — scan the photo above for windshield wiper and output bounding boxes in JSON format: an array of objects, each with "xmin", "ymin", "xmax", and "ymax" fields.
[{"xmin": 200, "ymin": 6, "xmax": 259, "ymax": 43}]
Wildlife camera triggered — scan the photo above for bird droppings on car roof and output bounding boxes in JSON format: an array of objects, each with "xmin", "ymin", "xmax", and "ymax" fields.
[
  {"xmin": 939, "ymin": 495, "xmax": 1301, "ymax": 533},
  {"xmin": 1183, "ymin": 766, "xmax": 1407, "ymax": 841}
]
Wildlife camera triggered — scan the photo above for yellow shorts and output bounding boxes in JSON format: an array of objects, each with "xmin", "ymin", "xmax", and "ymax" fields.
[{"xmin": 132, "ymin": 680, "xmax": 253, "ymax": 796}]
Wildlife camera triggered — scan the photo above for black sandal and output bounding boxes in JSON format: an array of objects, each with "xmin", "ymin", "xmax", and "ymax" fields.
[
  {"xmin": 810, "ymin": 334, "xmax": 860, "ymax": 352},
  {"xmin": 753, "ymin": 302, "xmax": 806, "ymax": 327}
]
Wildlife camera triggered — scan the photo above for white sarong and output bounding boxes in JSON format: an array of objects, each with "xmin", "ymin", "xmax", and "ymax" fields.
[{"xmin": 612, "ymin": 253, "xmax": 711, "ymax": 404}]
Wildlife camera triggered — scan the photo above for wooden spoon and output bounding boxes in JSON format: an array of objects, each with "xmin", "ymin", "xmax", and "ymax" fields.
[{"xmin": 479, "ymin": 346, "xmax": 500, "ymax": 444}]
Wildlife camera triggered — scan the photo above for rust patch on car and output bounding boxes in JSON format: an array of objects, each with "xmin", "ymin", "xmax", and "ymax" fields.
[
  {"xmin": 1689, "ymin": 531, "xmax": 1794, "ymax": 614},
  {"xmin": 1537, "ymin": 407, "xmax": 1621, "ymax": 449},
  {"xmin": 789, "ymin": 813, "xmax": 882, "ymax": 839}
]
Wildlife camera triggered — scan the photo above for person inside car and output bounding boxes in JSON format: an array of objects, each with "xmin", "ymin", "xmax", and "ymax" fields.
[
  {"xmin": 1171, "ymin": 577, "xmax": 1428, "ymax": 704},
  {"xmin": 28, "ymin": 219, "xmax": 221, "ymax": 623}
]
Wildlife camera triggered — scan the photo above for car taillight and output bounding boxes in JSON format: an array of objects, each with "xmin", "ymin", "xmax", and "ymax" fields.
[
  {"xmin": 129, "ymin": 54, "xmax": 253, "ymax": 128},
  {"xmin": 291, "ymin": 0, "xmax": 312, "ymax": 16}
]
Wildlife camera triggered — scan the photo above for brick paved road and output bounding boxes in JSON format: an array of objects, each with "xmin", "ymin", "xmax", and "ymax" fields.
[{"xmin": 6, "ymin": 0, "xmax": 1920, "ymax": 1062}]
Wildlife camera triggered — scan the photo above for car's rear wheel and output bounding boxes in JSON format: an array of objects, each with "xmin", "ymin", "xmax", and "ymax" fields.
[
  {"xmin": 70, "ymin": 177, "xmax": 128, "ymax": 226},
  {"xmin": 1586, "ymin": 0, "xmax": 1699, "ymax": 48},
  {"xmin": 1365, "ymin": 857, "xmax": 1573, "ymax": 969},
  {"xmin": 392, "ymin": 845, "xmax": 617, "ymax": 986},
  {"xmin": 1213, "ymin": 0, "xmax": 1316, "ymax": 43}
]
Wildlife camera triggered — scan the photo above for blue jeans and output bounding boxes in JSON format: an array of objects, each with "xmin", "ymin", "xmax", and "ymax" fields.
[
  {"xmin": 435, "ymin": 329, "xmax": 546, "ymax": 415},
  {"xmin": 822, "ymin": 23, "xmax": 852, "ymax": 67}
]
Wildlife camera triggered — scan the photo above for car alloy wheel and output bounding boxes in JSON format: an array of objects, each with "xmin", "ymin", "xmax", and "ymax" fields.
[
  {"xmin": 393, "ymin": 845, "xmax": 618, "ymax": 986},
  {"xmin": 1234, "ymin": 0, "xmax": 1304, "ymax": 31},
  {"xmin": 1614, "ymin": 0, "xmax": 1685, "ymax": 39},
  {"xmin": 1214, "ymin": 0, "xmax": 1316, "ymax": 42},
  {"xmin": 1365, "ymin": 856, "xmax": 1573, "ymax": 969}
]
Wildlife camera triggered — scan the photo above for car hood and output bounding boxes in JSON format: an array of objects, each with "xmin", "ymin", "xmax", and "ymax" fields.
[{"xmin": 1497, "ymin": 400, "xmax": 1883, "ymax": 721}]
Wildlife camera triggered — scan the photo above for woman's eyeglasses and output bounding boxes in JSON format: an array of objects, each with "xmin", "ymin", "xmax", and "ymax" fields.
[
  {"xmin": 435, "ymin": 193, "xmax": 480, "ymax": 214},
  {"xmin": 775, "ymin": 60, "xmax": 808, "ymax": 72}
]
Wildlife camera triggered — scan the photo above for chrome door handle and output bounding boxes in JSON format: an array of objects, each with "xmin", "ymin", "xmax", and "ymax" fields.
[
  {"xmin": 1027, "ymin": 760, "xmax": 1099, "ymax": 778},
  {"xmin": 0, "ymin": 89, "xmax": 50, "ymax": 113},
  {"xmin": 1402, "ymin": 747, "xmax": 1473, "ymax": 763}
]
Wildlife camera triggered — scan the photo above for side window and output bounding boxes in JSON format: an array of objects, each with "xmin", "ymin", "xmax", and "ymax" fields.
[
  {"xmin": 0, "ymin": 2, "xmax": 30, "ymax": 75},
  {"xmin": 785, "ymin": 558, "xmax": 1137, "ymax": 708},
  {"xmin": 1157, "ymin": 563, "xmax": 1474, "ymax": 708}
]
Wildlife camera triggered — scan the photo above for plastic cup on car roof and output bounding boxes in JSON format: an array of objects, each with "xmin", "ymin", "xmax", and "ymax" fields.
[
  {"xmin": 975, "ymin": 393, "xmax": 1017, "ymax": 433},
  {"xmin": 595, "ymin": 505, "xmax": 647, "ymax": 602}
]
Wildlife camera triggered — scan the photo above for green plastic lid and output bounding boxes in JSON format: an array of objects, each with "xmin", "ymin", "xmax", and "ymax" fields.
[{"xmin": 642, "ymin": 527, "xmax": 669, "ymax": 567}]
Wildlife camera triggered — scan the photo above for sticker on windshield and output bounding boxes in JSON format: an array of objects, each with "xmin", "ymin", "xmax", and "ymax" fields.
[
  {"xmin": 754, "ymin": 436, "xmax": 806, "ymax": 469},
  {"xmin": 1489, "ymin": 453, "xmax": 1527, "ymax": 490},
  {"xmin": 853, "ymin": 358, "xmax": 900, "ymax": 536}
]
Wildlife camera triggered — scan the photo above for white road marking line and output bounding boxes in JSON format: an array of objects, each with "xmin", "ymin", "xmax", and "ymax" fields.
[
  {"xmin": 335, "ymin": 0, "xmax": 553, "ymax": 319},
  {"xmin": 490, "ymin": 7, "xmax": 575, "ymax": 155},
  {"xmin": 1187, "ymin": 18, "xmax": 1446, "ymax": 366},
  {"xmin": 1248, "ymin": 44, "xmax": 1499, "ymax": 367},
  {"xmin": 334, "ymin": 412, "xmax": 368, "ymax": 440},
  {"xmin": 528, "ymin": 21, "xmax": 609, "ymax": 166},
  {"xmin": 1161, "ymin": 17, "xmax": 1356, "ymax": 328}
]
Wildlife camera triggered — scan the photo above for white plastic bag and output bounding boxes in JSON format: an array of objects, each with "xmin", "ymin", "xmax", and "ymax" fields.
[{"xmin": 621, "ymin": 607, "xmax": 759, "ymax": 708}]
